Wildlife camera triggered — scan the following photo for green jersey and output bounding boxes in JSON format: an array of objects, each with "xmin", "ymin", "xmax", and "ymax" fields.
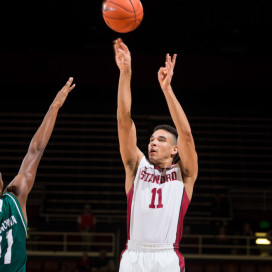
[{"xmin": 0, "ymin": 193, "xmax": 27, "ymax": 272}]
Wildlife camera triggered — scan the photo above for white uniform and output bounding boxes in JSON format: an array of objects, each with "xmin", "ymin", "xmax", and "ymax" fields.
[{"xmin": 119, "ymin": 156, "xmax": 190, "ymax": 272}]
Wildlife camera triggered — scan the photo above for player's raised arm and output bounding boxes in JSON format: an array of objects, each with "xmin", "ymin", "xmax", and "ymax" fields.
[
  {"xmin": 158, "ymin": 54, "xmax": 198, "ymax": 199},
  {"xmin": 4, "ymin": 77, "xmax": 76, "ymax": 223},
  {"xmin": 114, "ymin": 38, "xmax": 143, "ymax": 193}
]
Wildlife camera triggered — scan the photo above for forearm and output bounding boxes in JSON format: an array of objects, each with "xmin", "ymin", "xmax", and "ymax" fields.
[
  {"xmin": 117, "ymin": 70, "xmax": 132, "ymax": 120},
  {"xmin": 162, "ymin": 86, "xmax": 192, "ymax": 136},
  {"xmin": 30, "ymin": 104, "xmax": 59, "ymax": 152}
]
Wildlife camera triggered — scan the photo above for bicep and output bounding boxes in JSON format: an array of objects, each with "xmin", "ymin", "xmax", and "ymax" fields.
[
  {"xmin": 178, "ymin": 133, "xmax": 198, "ymax": 180},
  {"xmin": 18, "ymin": 144, "xmax": 43, "ymax": 192},
  {"xmin": 5, "ymin": 147, "xmax": 43, "ymax": 219},
  {"xmin": 178, "ymin": 136, "xmax": 198, "ymax": 201}
]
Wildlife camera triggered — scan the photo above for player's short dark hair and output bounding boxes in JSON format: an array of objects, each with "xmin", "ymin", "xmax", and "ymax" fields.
[
  {"xmin": 153, "ymin": 124, "xmax": 178, "ymax": 143},
  {"xmin": 153, "ymin": 124, "xmax": 180, "ymax": 163}
]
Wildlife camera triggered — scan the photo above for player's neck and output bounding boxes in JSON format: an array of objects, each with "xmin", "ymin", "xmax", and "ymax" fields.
[{"xmin": 153, "ymin": 158, "xmax": 173, "ymax": 169}]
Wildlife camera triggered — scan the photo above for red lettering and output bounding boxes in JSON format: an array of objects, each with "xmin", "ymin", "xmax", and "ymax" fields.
[
  {"xmin": 161, "ymin": 176, "xmax": 166, "ymax": 184},
  {"xmin": 171, "ymin": 171, "xmax": 177, "ymax": 181},
  {"xmin": 144, "ymin": 173, "xmax": 151, "ymax": 181},
  {"xmin": 149, "ymin": 188, "xmax": 163, "ymax": 209},
  {"xmin": 157, "ymin": 188, "xmax": 163, "ymax": 208},
  {"xmin": 148, "ymin": 174, "xmax": 154, "ymax": 183},
  {"xmin": 140, "ymin": 170, "xmax": 146, "ymax": 180},
  {"xmin": 149, "ymin": 188, "xmax": 156, "ymax": 208},
  {"xmin": 166, "ymin": 174, "xmax": 171, "ymax": 182},
  {"xmin": 154, "ymin": 175, "xmax": 160, "ymax": 184}
]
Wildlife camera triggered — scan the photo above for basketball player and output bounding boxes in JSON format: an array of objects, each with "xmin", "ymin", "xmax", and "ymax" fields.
[
  {"xmin": 114, "ymin": 38, "xmax": 198, "ymax": 272},
  {"xmin": 0, "ymin": 77, "xmax": 76, "ymax": 271}
]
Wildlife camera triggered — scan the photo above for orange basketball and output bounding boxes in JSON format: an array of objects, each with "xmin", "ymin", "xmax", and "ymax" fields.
[{"xmin": 102, "ymin": 0, "xmax": 144, "ymax": 33}]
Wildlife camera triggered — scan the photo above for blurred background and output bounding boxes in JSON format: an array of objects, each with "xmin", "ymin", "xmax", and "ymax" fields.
[{"xmin": 1, "ymin": 0, "xmax": 272, "ymax": 271}]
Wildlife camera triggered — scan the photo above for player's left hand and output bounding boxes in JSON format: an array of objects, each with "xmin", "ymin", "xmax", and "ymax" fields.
[{"xmin": 158, "ymin": 53, "xmax": 177, "ymax": 91}]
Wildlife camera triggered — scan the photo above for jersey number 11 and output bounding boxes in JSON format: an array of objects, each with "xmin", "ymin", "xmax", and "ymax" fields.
[{"xmin": 149, "ymin": 188, "xmax": 163, "ymax": 209}]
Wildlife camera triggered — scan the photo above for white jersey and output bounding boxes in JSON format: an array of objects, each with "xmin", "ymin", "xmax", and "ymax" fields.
[
  {"xmin": 125, "ymin": 156, "xmax": 190, "ymax": 246},
  {"xmin": 120, "ymin": 157, "xmax": 190, "ymax": 271}
]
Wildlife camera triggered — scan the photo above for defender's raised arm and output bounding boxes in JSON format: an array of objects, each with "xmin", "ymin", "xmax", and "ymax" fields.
[{"xmin": 4, "ymin": 77, "xmax": 76, "ymax": 223}]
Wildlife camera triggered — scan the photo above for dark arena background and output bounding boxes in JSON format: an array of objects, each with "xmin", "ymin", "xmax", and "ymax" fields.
[{"xmin": 1, "ymin": 0, "xmax": 272, "ymax": 271}]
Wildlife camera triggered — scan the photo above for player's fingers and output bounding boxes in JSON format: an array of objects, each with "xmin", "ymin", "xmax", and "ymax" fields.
[
  {"xmin": 172, "ymin": 54, "xmax": 177, "ymax": 65},
  {"xmin": 65, "ymin": 77, "xmax": 73, "ymax": 88},
  {"xmin": 113, "ymin": 42, "xmax": 117, "ymax": 52},
  {"xmin": 68, "ymin": 77, "xmax": 73, "ymax": 84},
  {"xmin": 120, "ymin": 42, "xmax": 129, "ymax": 53},
  {"xmin": 69, "ymin": 83, "xmax": 76, "ymax": 92},
  {"xmin": 114, "ymin": 38, "xmax": 120, "ymax": 45},
  {"xmin": 165, "ymin": 59, "xmax": 171, "ymax": 71},
  {"xmin": 114, "ymin": 43, "xmax": 122, "ymax": 55},
  {"xmin": 158, "ymin": 67, "xmax": 167, "ymax": 77},
  {"xmin": 117, "ymin": 48, "xmax": 125, "ymax": 59},
  {"xmin": 61, "ymin": 77, "xmax": 73, "ymax": 92}
]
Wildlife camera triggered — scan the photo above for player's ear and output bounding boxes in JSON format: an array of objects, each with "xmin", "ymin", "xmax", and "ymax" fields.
[{"xmin": 171, "ymin": 145, "xmax": 178, "ymax": 156}]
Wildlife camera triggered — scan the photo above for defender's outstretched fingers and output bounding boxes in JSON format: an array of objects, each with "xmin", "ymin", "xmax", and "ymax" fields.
[{"xmin": 62, "ymin": 77, "xmax": 76, "ymax": 94}]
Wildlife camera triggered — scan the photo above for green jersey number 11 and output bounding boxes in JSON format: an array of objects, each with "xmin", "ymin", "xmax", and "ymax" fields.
[{"xmin": 0, "ymin": 229, "xmax": 14, "ymax": 264}]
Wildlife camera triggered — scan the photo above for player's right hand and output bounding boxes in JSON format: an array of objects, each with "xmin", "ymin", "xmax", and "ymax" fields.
[{"xmin": 113, "ymin": 38, "xmax": 132, "ymax": 74}]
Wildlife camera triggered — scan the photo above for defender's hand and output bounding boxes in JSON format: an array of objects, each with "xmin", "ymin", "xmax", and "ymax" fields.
[{"xmin": 52, "ymin": 77, "xmax": 76, "ymax": 109}]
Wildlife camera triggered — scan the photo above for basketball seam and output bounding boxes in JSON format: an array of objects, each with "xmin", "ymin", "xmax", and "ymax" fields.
[
  {"xmin": 105, "ymin": 20, "xmax": 141, "ymax": 32},
  {"xmin": 103, "ymin": 11, "xmax": 143, "ymax": 20},
  {"xmin": 103, "ymin": 0, "xmax": 141, "ymax": 14},
  {"xmin": 128, "ymin": 0, "xmax": 137, "ymax": 30}
]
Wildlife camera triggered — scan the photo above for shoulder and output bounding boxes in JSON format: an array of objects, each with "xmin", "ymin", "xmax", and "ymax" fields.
[
  {"xmin": 1, "ymin": 192, "xmax": 27, "ymax": 233},
  {"xmin": 125, "ymin": 152, "xmax": 145, "ymax": 174},
  {"xmin": 2, "ymin": 192, "xmax": 17, "ymax": 203},
  {"xmin": 2, "ymin": 192, "xmax": 23, "ymax": 212},
  {"xmin": 139, "ymin": 155, "xmax": 149, "ymax": 167}
]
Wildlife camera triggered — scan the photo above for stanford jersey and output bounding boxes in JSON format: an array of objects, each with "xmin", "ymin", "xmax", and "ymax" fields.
[{"xmin": 120, "ymin": 156, "xmax": 190, "ymax": 272}]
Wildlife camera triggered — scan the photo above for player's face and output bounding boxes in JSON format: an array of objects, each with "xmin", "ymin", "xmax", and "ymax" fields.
[{"xmin": 148, "ymin": 129, "xmax": 177, "ymax": 165}]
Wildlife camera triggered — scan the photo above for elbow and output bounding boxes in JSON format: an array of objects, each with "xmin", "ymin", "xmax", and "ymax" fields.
[
  {"xmin": 177, "ymin": 125, "xmax": 193, "ymax": 140},
  {"xmin": 117, "ymin": 108, "xmax": 131, "ymax": 123},
  {"xmin": 183, "ymin": 129, "xmax": 193, "ymax": 142},
  {"xmin": 30, "ymin": 139, "xmax": 45, "ymax": 154},
  {"xmin": 184, "ymin": 164, "xmax": 198, "ymax": 183}
]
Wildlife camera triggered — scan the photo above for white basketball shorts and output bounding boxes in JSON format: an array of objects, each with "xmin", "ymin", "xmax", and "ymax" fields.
[{"xmin": 119, "ymin": 240, "xmax": 185, "ymax": 272}]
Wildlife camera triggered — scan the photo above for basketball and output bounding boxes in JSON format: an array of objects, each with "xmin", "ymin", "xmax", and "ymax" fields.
[{"xmin": 102, "ymin": 0, "xmax": 144, "ymax": 33}]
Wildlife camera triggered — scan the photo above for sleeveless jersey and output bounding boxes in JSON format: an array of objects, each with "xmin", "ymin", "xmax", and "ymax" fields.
[
  {"xmin": 0, "ymin": 193, "xmax": 27, "ymax": 272},
  {"xmin": 126, "ymin": 156, "xmax": 190, "ymax": 246}
]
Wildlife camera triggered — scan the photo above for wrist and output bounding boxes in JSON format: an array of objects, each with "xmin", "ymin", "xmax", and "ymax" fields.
[
  {"xmin": 50, "ymin": 103, "xmax": 60, "ymax": 111},
  {"xmin": 120, "ymin": 69, "xmax": 132, "ymax": 79},
  {"xmin": 161, "ymin": 85, "xmax": 172, "ymax": 93}
]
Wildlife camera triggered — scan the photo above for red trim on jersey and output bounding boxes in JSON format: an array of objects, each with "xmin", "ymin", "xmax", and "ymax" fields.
[
  {"xmin": 126, "ymin": 186, "xmax": 134, "ymax": 240},
  {"xmin": 174, "ymin": 188, "xmax": 190, "ymax": 271},
  {"xmin": 175, "ymin": 189, "xmax": 190, "ymax": 243},
  {"xmin": 120, "ymin": 186, "xmax": 134, "ymax": 261}
]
